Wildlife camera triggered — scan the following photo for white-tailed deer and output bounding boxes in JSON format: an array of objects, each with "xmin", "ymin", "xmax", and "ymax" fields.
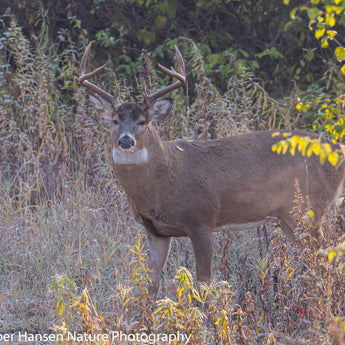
[{"xmin": 80, "ymin": 43, "xmax": 345, "ymax": 295}]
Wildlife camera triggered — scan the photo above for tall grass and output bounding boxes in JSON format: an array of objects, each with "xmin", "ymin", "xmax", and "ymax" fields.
[{"xmin": 0, "ymin": 11, "xmax": 344, "ymax": 345}]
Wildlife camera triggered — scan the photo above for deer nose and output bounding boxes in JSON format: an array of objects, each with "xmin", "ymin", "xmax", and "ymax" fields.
[{"xmin": 118, "ymin": 135, "xmax": 135, "ymax": 149}]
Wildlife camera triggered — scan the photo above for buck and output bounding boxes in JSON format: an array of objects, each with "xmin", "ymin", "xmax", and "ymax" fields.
[{"xmin": 79, "ymin": 43, "xmax": 345, "ymax": 295}]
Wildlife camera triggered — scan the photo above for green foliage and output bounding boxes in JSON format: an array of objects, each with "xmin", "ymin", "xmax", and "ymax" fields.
[
  {"xmin": 273, "ymin": 0, "xmax": 345, "ymax": 167},
  {"xmin": 3, "ymin": 0, "xmax": 340, "ymax": 96},
  {"xmin": 256, "ymin": 47, "xmax": 284, "ymax": 60},
  {"xmin": 290, "ymin": 0, "xmax": 345, "ymax": 73},
  {"xmin": 205, "ymin": 47, "xmax": 260, "ymax": 81},
  {"xmin": 48, "ymin": 275, "xmax": 78, "ymax": 328}
]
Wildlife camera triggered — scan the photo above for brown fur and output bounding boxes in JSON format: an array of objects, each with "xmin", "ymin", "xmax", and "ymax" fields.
[
  {"xmin": 80, "ymin": 44, "xmax": 345, "ymax": 295},
  {"xmin": 103, "ymin": 101, "xmax": 345, "ymax": 294}
]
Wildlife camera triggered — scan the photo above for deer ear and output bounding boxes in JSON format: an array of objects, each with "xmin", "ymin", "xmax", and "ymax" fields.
[
  {"xmin": 89, "ymin": 95, "xmax": 114, "ymax": 120},
  {"xmin": 148, "ymin": 98, "xmax": 173, "ymax": 122}
]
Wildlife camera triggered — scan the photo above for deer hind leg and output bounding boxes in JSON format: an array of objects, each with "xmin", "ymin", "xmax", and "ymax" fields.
[
  {"xmin": 147, "ymin": 232, "xmax": 171, "ymax": 297},
  {"xmin": 190, "ymin": 226, "xmax": 214, "ymax": 284},
  {"xmin": 278, "ymin": 207, "xmax": 322, "ymax": 243}
]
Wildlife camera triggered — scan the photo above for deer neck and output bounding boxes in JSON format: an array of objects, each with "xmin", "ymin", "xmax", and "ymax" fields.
[
  {"xmin": 112, "ymin": 146, "xmax": 148, "ymax": 165},
  {"xmin": 111, "ymin": 124, "xmax": 167, "ymax": 202}
]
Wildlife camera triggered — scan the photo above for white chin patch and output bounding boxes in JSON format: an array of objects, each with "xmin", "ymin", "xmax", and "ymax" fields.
[{"xmin": 112, "ymin": 147, "xmax": 148, "ymax": 165}]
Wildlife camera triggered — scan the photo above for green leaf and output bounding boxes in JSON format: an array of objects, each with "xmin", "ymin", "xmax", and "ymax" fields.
[
  {"xmin": 155, "ymin": 15, "xmax": 167, "ymax": 28},
  {"xmin": 206, "ymin": 53, "xmax": 222, "ymax": 68},
  {"xmin": 306, "ymin": 7, "xmax": 320, "ymax": 20},
  {"xmin": 256, "ymin": 47, "xmax": 283, "ymax": 59},
  {"xmin": 137, "ymin": 28, "xmax": 156, "ymax": 45}
]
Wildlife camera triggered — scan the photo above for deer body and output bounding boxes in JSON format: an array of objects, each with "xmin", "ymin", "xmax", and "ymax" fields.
[
  {"xmin": 80, "ymin": 43, "xmax": 345, "ymax": 295},
  {"xmin": 113, "ymin": 127, "xmax": 343, "ymax": 235},
  {"xmin": 111, "ymin": 125, "xmax": 344, "ymax": 291}
]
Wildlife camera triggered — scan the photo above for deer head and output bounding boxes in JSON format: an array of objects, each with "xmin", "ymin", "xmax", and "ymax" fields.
[{"xmin": 79, "ymin": 43, "xmax": 186, "ymax": 155}]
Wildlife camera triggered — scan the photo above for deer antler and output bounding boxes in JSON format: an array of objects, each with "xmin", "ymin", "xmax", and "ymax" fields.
[
  {"xmin": 79, "ymin": 42, "xmax": 119, "ymax": 107},
  {"xmin": 142, "ymin": 45, "xmax": 186, "ymax": 107}
]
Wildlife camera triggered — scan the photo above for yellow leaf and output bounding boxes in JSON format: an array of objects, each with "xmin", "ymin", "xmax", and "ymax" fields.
[
  {"xmin": 341, "ymin": 64, "xmax": 345, "ymax": 75},
  {"xmin": 307, "ymin": 142, "xmax": 320, "ymax": 157},
  {"xmin": 282, "ymin": 142, "xmax": 289, "ymax": 154},
  {"xmin": 275, "ymin": 144, "xmax": 283, "ymax": 154},
  {"xmin": 321, "ymin": 142, "xmax": 332, "ymax": 154},
  {"xmin": 315, "ymin": 27, "xmax": 325, "ymax": 39},
  {"xmin": 328, "ymin": 250, "xmax": 336, "ymax": 261},
  {"xmin": 256, "ymin": 312, "xmax": 264, "ymax": 334},
  {"xmin": 193, "ymin": 293, "xmax": 202, "ymax": 303},
  {"xmin": 289, "ymin": 136, "xmax": 299, "ymax": 156},
  {"xmin": 321, "ymin": 39, "xmax": 329, "ymax": 48},
  {"xmin": 178, "ymin": 286, "xmax": 185, "ymax": 299},
  {"xmin": 297, "ymin": 138, "xmax": 308, "ymax": 156},
  {"xmin": 335, "ymin": 46, "xmax": 345, "ymax": 62},
  {"xmin": 326, "ymin": 30, "xmax": 337, "ymax": 39},
  {"xmin": 328, "ymin": 16, "xmax": 336, "ymax": 27},
  {"xmin": 272, "ymin": 132, "xmax": 281, "ymax": 138},
  {"xmin": 328, "ymin": 151, "xmax": 339, "ymax": 166},
  {"xmin": 153, "ymin": 305, "xmax": 164, "ymax": 314},
  {"xmin": 176, "ymin": 322, "xmax": 185, "ymax": 330},
  {"xmin": 122, "ymin": 298, "xmax": 131, "ymax": 308},
  {"xmin": 335, "ymin": 7, "xmax": 342, "ymax": 15},
  {"xmin": 320, "ymin": 152, "xmax": 327, "ymax": 164}
]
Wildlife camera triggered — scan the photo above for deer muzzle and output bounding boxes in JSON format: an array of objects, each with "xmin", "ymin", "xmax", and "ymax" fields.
[{"xmin": 118, "ymin": 134, "xmax": 136, "ymax": 150}]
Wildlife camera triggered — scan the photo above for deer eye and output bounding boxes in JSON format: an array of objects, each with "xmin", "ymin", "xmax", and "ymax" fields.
[
  {"xmin": 112, "ymin": 119, "xmax": 119, "ymax": 125},
  {"xmin": 138, "ymin": 121, "xmax": 146, "ymax": 126}
]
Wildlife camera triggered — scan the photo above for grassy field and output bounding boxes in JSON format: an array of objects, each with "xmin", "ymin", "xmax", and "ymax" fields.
[
  {"xmin": 1, "ymin": 15, "xmax": 345, "ymax": 345},
  {"xmin": 1, "ymin": 170, "xmax": 345, "ymax": 344}
]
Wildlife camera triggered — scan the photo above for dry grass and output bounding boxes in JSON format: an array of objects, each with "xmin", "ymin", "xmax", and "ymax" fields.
[{"xmin": 0, "ymin": 13, "xmax": 345, "ymax": 345}]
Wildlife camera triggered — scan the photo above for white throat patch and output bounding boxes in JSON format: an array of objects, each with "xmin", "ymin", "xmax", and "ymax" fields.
[{"xmin": 112, "ymin": 147, "xmax": 148, "ymax": 165}]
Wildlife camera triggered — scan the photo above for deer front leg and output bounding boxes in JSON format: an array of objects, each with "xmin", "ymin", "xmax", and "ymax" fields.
[
  {"xmin": 190, "ymin": 227, "xmax": 214, "ymax": 284},
  {"xmin": 147, "ymin": 232, "xmax": 171, "ymax": 297}
]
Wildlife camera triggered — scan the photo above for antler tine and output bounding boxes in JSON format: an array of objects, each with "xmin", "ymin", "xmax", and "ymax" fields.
[
  {"xmin": 174, "ymin": 44, "xmax": 186, "ymax": 78},
  {"xmin": 79, "ymin": 42, "xmax": 119, "ymax": 107},
  {"xmin": 143, "ymin": 45, "xmax": 186, "ymax": 106}
]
